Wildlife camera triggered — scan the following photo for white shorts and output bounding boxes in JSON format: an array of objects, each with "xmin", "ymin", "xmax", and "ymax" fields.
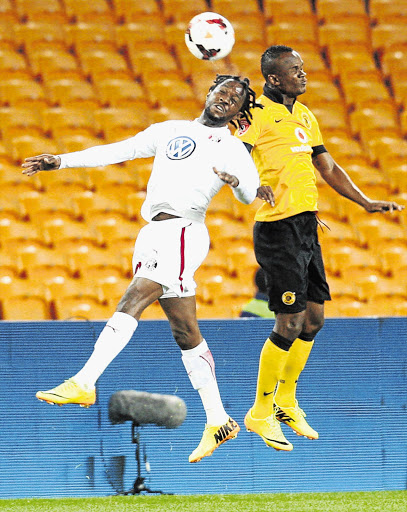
[{"xmin": 132, "ymin": 218, "xmax": 210, "ymax": 298}]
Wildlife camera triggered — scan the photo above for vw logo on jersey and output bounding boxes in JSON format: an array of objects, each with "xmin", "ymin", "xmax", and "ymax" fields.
[{"xmin": 166, "ymin": 136, "xmax": 196, "ymax": 160}]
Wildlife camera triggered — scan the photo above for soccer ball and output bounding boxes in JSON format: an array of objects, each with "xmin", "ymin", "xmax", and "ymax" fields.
[{"xmin": 185, "ymin": 12, "xmax": 235, "ymax": 61}]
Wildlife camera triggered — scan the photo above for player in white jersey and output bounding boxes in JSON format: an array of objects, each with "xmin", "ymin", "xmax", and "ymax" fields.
[{"xmin": 23, "ymin": 75, "xmax": 272, "ymax": 463}]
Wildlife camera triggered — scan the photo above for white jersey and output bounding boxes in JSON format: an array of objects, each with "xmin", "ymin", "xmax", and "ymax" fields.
[{"xmin": 58, "ymin": 119, "xmax": 259, "ymax": 222}]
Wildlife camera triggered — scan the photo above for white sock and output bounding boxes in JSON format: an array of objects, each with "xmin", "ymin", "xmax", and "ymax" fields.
[
  {"xmin": 73, "ymin": 312, "xmax": 138, "ymax": 388},
  {"xmin": 181, "ymin": 339, "xmax": 229, "ymax": 426}
]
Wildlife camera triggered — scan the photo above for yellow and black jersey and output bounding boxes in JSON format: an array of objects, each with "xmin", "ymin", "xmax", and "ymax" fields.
[{"xmin": 235, "ymin": 92, "xmax": 325, "ymax": 222}]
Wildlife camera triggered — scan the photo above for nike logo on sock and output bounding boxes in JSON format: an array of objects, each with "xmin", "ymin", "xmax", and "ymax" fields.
[{"xmin": 263, "ymin": 391, "xmax": 274, "ymax": 396}]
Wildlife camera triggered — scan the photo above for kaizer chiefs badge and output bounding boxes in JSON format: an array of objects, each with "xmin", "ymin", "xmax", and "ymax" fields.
[
  {"xmin": 302, "ymin": 113, "xmax": 311, "ymax": 129},
  {"xmin": 282, "ymin": 291, "xmax": 296, "ymax": 305}
]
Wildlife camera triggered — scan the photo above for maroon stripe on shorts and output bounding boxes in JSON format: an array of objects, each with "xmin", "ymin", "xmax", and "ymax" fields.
[{"xmin": 178, "ymin": 226, "xmax": 186, "ymax": 292}]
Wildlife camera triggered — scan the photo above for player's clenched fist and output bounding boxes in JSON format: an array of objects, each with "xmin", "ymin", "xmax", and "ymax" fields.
[{"xmin": 22, "ymin": 154, "xmax": 61, "ymax": 176}]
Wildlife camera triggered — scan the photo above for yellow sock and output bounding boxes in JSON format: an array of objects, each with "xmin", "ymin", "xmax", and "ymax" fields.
[
  {"xmin": 251, "ymin": 338, "xmax": 290, "ymax": 419},
  {"xmin": 274, "ymin": 338, "xmax": 314, "ymax": 409}
]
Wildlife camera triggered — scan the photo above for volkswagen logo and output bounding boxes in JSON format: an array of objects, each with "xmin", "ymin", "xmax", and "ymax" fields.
[{"xmin": 166, "ymin": 136, "xmax": 196, "ymax": 160}]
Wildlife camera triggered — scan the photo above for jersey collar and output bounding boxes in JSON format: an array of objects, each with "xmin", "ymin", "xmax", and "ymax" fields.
[{"xmin": 262, "ymin": 83, "xmax": 296, "ymax": 112}]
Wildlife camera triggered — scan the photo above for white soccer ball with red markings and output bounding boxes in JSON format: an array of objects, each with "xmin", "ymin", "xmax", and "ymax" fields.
[{"xmin": 185, "ymin": 12, "xmax": 235, "ymax": 61}]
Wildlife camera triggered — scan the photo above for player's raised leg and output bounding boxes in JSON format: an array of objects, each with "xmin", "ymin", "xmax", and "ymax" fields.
[
  {"xmin": 36, "ymin": 277, "xmax": 163, "ymax": 407},
  {"xmin": 160, "ymin": 295, "xmax": 240, "ymax": 463}
]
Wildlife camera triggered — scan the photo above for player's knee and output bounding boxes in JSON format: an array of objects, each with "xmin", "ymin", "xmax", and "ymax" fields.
[{"xmin": 171, "ymin": 323, "xmax": 201, "ymax": 350}]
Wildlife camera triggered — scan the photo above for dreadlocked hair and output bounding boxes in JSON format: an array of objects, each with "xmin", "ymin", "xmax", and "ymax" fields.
[{"xmin": 209, "ymin": 74, "xmax": 263, "ymax": 129}]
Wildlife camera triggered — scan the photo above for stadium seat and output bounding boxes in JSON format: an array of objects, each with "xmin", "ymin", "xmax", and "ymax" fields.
[
  {"xmin": 90, "ymin": 216, "xmax": 138, "ymax": 250},
  {"xmin": 45, "ymin": 78, "xmax": 99, "ymax": 109},
  {"xmin": 127, "ymin": 44, "xmax": 180, "ymax": 80},
  {"xmin": 144, "ymin": 76, "xmax": 196, "ymax": 107},
  {"xmin": 77, "ymin": 48, "xmax": 132, "ymax": 82},
  {"xmin": 266, "ymin": 16, "xmax": 319, "ymax": 47},
  {"xmin": 117, "ymin": 23, "xmax": 165, "ymax": 54},
  {"xmin": 349, "ymin": 103, "xmax": 399, "ymax": 139},
  {"xmin": 364, "ymin": 295, "xmax": 407, "ymax": 317},
  {"xmin": 42, "ymin": 106, "xmax": 96, "ymax": 139},
  {"xmin": 226, "ymin": 14, "xmax": 266, "ymax": 47},
  {"xmin": 371, "ymin": 22, "xmax": 407, "ymax": 56},
  {"xmin": 211, "ymin": 0, "xmax": 261, "ymax": 18},
  {"xmin": 95, "ymin": 78, "xmax": 146, "ymax": 108},
  {"xmin": 63, "ymin": 0, "xmax": 115, "ymax": 24},
  {"xmin": 323, "ymin": 133, "xmax": 364, "ymax": 161},
  {"xmin": 16, "ymin": 244, "xmax": 71, "ymax": 278},
  {"xmin": 300, "ymin": 77, "xmax": 341, "ymax": 105},
  {"xmin": 19, "ymin": 190, "xmax": 77, "ymax": 225},
  {"xmin": 311, "ymin": 103, "xmax": 350, "ymax": 135},
  {"xmin": 66, "ymin": 244, "xmax": 122, "ymax": 278},
  {"xmin": 2, "ymin": 296, "xmax": 51, "ymax": 320},
  {"xmin": 0, "ymin": 78, "xmax": 48, "ymax": 109},
  {"xmin": 206, "ymin": 215, "xmax": 249, "ymax": 247},
  {"xmin": 386, "ymin": 163, "xmax": 407, "ymax": 193},
  {"xmin": 379, "ymin": 242, "xmax": 407, "ymax": 277},
  {"xmin": 40, "ymin": 218, "xmax": 100, "ymax": 250},
  {"xmin": 226, "ymin": 244, "xmax": 258, "ymax": 278},
  {"xmin": 264, "ymin": 0, "xmax": 313, "ymax": 21},
  {"xmin": 8, "ymin": 134, "xmax": 59, "ymax": 165},
  {"xmin": 316, "ymin": 0, "xmax": 367, "ymax": 23},
  {"xmin": 91, "ymin": 274, "xmax": 129, "ymax": 307},
  {"xmin": 366, "ymin": 135, "xmax": 407, "ymax": 167},
  {"xmin": 113, "ymin": 0, "xmax": 162, "ymax": 22},
  {"xmin": 196, "ymin": 301, "xmax": 233, "ymax": 319},
  {"xmin": 369, "ymin": 0, "xmax": 407, "ymax": 23},
  {"xmin": 161, "ymin": 0, "xmax": 207, "ymax": 23},
  {"xmin": 94, "ymin": 106, "xmax": 150, "ymax": 138},
  {"xmin": 14, "ymin": 0, "xmax": 68, "ymax": 24},
  {"xmin": 318, "ymin": 19, "xmax": 372, "ymax": 53},
  {"xmin": 0, "ymin": 106, "xmax": 45, "ymax": 141},
  {"xmin": 27, "ymin": 47, "xmax": 80, "ymax": 80},
  {"xmin": 53, "ymin": 296, "xmax": 111, "ymax": 320},
  {"xmin": 326, "ymin": 245, "xmax": 380, "ymax": 277},
  {"xmin": 341, "ymin": 75, "xmax": 391, "ymax": 108},
  {"xmin": 14, "ymin": 21, "xmax": 68, "ymax": 54},
  {"xmin": 328, "ymin": 47, "xmax": 379, "ymax": 82},
  {"xmin": 0, "ymin": 47, "xmax": 30, "ymax": 79},
  {"xmin": 356, "ymin": 217, "xmax": 406, "ymax": 248},
  {"xmin": 381, "ymin": 48, "xmax": 407, "ymax": 82}
]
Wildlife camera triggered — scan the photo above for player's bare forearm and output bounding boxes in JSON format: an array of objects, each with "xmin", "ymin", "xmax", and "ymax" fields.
[
  {"xmin": 22, "ymin": 154, "xmax": 61, "ymax": 176},
  {"xmin": 257, "ymin": 185, "xmax": 275, "ymax": 206},
  {"xmin": 313, "ymin": 153, "xmax": 404, "ymax": 213}
]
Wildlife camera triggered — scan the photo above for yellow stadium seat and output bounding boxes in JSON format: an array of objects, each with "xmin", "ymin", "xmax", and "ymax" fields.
[
  {"xmin": 0, "ymin": 78, "xmax": 48, "ymax": 109},
  {"xmin": 264, "ymin": 0, "xmax": 313, "ymax": 21},
  {"xmin": 326, "ymin": 245, "xmax": 380, "ymax": 277},
  {"xmin": 366, "ymin": 135, "xmax": 407, "ymax": 167},
  {"xmin": 318, "ymin": 19, "xmax": 372, "ymax": 53},
  {"xmin": 328, "ymin": 48, "xmax": 379, "ymax": 82},
  {"xmin": 19, "ymin": 190, "xmax": 77, "ymax": 224},
  {"xmin": 63, "ymin": 0, "xmax": 115, "ymax": 24},
  {"xmin": 226, "ymin": 244, "xmax": 258, "ymax": 278},
  {"xmin": 196, "ymin": 301, "xmax": 233, "ymax": 319},
  {"xmin": 42, "ymin": 106, "xmax": 96, "ymax": 138},
  {"xmin": 300, "ymin": 77, "xmax": 341, "ymax": 105},
  {"xmin": 364, "ymin": 295, "xmax": 407, "ymax": 317},
  {"xmin": 8, "ymin": 134, "xmax": 59, "ymax": 165},
  {"xmin": 386, "ymin": 163, "xmax": 407, "ymax": 193},
  {"xmin": 316, "ymin": 0, "xmax": 367, "ymax": 23},
  {"xmin": 14, "ymin": 21, "xmax": 67, "ymax": 53},
  {"xmin": 266, "ymin": 15, "xmax": 319, "ymax": 47},
  {"xmin": 94, "ymin": 106, "xmax": 150, "ymax": 137},
  {"xmin": 64, "ymin": 22, "xmax": 117, "ymax": 53},
  {"xmin": 54, "ymin": 296, "xmax": 111, "ymax": 320},
  {"xmin": 16, "ymin": 244, "xmax": 70, "ymax": 278},
  {"xmin": 341, "ymin": 75, "xmax": 391, "ymax": 108},
  {"xmin": 356, "ymin": 216, "xmax": 406, "ymax": 248},
  {"xmin": 66, "ymin": 244, "xmax": 124, "ymax": 278},
  {"xmin": 72, "ymin": 190, "xmax": 126, "ymax": 221},
  {"xmin": 378, "ymin": 243, "xmax": 407, "ymax": 277},
  {"xmin": 113, "ymin": 0, "xmax": 161, "ymax": 22},
  {"xmin": 381, "ymin": 48, "xmax": 407, "ymax": 81},
  {"xmin": 127, "ymin": 43, "xmax": 179, "ymax": 79},
  {"xmin": 95, "ymin": 78, "xmax": 146, "ymax": 108},
  {"xmin": 45, "ymin": 78, "xmax": 99, "ymax": 109},
  {"xmin": 40, "ymin": 218, "xmax": 100, "ymax": 250},
  {"xmin": 77, "ymin": 48, "xmax": 131, "ymax": 82},
  {"xmin": 117, "ymin": 20, "xmax": 166, "ymax": 50},
  {"xmin": 226, "ymin": 14, "xmax": 266, "ymax": 46},
  {"xmin": 349, "ymin": 103, "xmax": 399, "ymax": 139},
  {"xmin": 90, "ymin": 274, "xmax": 129, "ymax": 306},
  {"xmin": 0, "ymin": 47, "xmax": 30, "ymax": 79},
  {"xmin": 311, "ymin": 103, "xmax": 349, "ymax": 135},
  {"xmin": 2, "ymin": 296, "xmax": 51, "ymax": 320},
  {"xmin": 27, "ymin": 47, "xmax": 79, "ymax": 79},
  {"xmin": 144, "ymin": 76, "xmax": 196, "ymax": 106},
  {"xmin": 0, "ymin": 107, "xmax": 44, "ymax": 139},
  {"xmin": 371, "ymin": 22, "xmax": 407, "ymax": 56},
  {"xmin": 89, "ymin": 216, "xmax": 138, "ymax": 250},
  {"xmin": 369, "ymin": 0, "xmax": 407, "ymax": 24},
  {"xmin": 211, "ymin": 0, "xmax": 261, "ymax": 17},
  {"xmin": 15, "ymin": 0, "xmax": 68, "ymax": 24}
]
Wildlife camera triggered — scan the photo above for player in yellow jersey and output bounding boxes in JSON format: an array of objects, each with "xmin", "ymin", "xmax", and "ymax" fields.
[{"xmin": 236, "ymin": 45, "xmax": 404, "ymax": 450}]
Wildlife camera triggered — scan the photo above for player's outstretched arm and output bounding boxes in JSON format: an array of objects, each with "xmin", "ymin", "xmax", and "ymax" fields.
[
  {"xmin": 213, "ymin": 167, "xmax": 239, "ymax": 188},
  {"xmin": 313, "ymin": 152, "xmax": 405, "ymax": 214},
  {"xmin": 22, "ymin": 154, "xmax": 61, "ymax": 176}
]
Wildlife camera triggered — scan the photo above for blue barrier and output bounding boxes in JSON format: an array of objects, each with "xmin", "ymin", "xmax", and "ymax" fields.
[{"xmin": 0, "ymin": 317, "xmax": 406, "ymax": 498}]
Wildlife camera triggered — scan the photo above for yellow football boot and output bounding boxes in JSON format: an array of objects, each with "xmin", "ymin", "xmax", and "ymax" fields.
[{"xmin": 36, "ymin": 378, "xmax": 96, "ymax": 408}]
